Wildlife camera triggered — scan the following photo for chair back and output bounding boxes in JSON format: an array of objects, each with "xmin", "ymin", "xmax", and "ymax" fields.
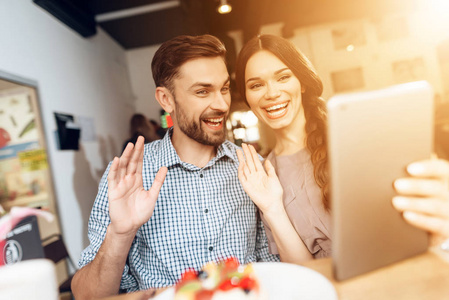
[
  {"xmin": 41, "ymin": 234, "xmax": 77, "ymax": 294},
  {"xmin": 43, "ymin": 235, "xmax": 69, "ymax": 264}
]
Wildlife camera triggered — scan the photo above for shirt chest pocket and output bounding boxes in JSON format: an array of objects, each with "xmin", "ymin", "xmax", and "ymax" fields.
[{"xmin": 283, "ymin": 185, "xmax": 297, "ymax": 208}]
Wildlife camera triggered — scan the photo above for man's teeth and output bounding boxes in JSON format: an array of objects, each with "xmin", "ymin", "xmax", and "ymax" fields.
[
  {"xmin": 265, "ymin": 102, "xmax": 288, "ymax": 112},
  {"xmin": 204, "ymin": 117, "xmax": 223, "ymax": 126}
]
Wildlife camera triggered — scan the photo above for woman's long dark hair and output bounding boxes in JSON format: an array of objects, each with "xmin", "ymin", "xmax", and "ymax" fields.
[{"xmin": 235, "ymin": 34, "xmax": 330, "ymax": 210}]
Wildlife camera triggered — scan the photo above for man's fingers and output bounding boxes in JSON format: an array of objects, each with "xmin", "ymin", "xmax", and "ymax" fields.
[
  {"xmin": 393, "ymin": 196, "xmax": 449, "ymax": 219},
  {"xmin": 402, "ymin": 211, "xmax": 449, "ymax": 237},
  {"xmin": 128, "ymin": 136, "xmax": 145, "ymax": 175},
  {"xmin": 147, "ymin": 167, "xmax": 167, "ymax": 201},
  {"xmin": 107, "ymin": 157, "xmax": 120, "ymax": 189},
  {"xmin": 394, "ymin": 178, "xmax": 447, "ymax": 197},
  {"xmin": 407, "ymin": 159, "xmax": 449, "ymax": 178},
  {"xmin": 119, "ymin": 143, "xmax": 134, "ymax": 179},
  {"xmin": 137, "ymin": 142, "xmax": 145, "ymax": 175}
]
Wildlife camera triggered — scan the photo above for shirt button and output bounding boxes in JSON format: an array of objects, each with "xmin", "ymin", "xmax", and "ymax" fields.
[
  {"xmin": 200, "ymin": 174, "xmax": 204, "ymax": 178},
  {"xmin": 208, "ymin": 246, "xmax": 213, "ymax": 251},
  {"xmin": 204, "ymin": 209, "xmax": 209, "ymax": 213}
]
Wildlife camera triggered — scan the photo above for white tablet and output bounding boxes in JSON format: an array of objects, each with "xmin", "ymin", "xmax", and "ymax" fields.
[{"xmin": 327, "ymin": 81, "xmax": 433, "ymax": 281}]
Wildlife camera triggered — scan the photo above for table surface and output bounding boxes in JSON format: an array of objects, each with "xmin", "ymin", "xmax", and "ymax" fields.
[
  {"xmin": 302, "ymin": 248, "xmax": 449, "ymax": 300},
  {"xmin": 101, "ymin": 248, "xmax": 449, "ymax": 300}
]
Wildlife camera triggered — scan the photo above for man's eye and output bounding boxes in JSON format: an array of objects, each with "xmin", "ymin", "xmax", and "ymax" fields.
[
  {"xmin": 221, "ymin": 86, "xmax": 230, "ymax": 93},
  {"xmin": 196, "ymin": 90, "xmax": 209, "ymax": 95}
]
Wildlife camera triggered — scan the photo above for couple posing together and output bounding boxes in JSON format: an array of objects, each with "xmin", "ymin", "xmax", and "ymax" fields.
[{"xmin": 72, "ymin": 34, "xmax": 449, "ymax": 299}]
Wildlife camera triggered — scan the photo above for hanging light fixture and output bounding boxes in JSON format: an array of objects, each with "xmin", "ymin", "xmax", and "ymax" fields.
[{"xmin": 217, "ymin": 0, "xmax": 232, "ymax": 14}]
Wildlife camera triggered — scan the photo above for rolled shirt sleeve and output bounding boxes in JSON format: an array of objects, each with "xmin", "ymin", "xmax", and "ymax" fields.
[{"xmin": 77, "ymin": 162, "xmax": 139, "ymax": 292}]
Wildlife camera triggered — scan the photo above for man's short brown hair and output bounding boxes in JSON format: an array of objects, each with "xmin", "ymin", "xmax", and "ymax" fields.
[{"xmin": 151, "ymin": 35, "xmax": 227, "ymax": 93}]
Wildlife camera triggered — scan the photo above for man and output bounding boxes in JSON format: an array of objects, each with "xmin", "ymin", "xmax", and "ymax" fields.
[{"xmin": 72, "ymin": 35, "xmax": 279, "ymax": 299}]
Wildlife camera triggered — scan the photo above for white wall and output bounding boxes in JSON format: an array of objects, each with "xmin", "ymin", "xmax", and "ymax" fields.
[
  {"xmin": 127, "ymin": 10, "xmax": 449, "ymax": 131},
  {"xmin": 125, "ymin": 11, "xmax": 449, "ymax": 157},
  {"xmin": 126, "ymin": 45, "xmax": 162, "ymax": 122},
  {"xmin": 303, "ymin": 12, "xmax": 449, "ymax": 101},
  {"xmin": 0, "ymin": 1, "xmax": 135, "ymax": 261}
]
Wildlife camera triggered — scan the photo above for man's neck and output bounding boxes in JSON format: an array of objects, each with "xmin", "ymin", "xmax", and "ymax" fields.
[{"xmin": 170, "ymin": 127, "xmax": 218, "ymax": 168}]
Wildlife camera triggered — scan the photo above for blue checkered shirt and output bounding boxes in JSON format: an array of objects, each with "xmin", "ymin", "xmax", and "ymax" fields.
[{"xmin": 78, "ymin": 129, "xmax": 279, "ymax": 291}]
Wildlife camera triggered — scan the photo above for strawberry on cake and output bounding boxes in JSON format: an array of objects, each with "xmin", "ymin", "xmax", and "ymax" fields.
[{"xmin": 174, "ymin": 257, "xmax": 263, "ymax": 300}]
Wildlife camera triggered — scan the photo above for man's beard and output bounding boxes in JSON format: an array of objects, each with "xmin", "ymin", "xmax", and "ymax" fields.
[{"xmin": 174, "ymin": 103, "xmax": 227, "ymax": 147}]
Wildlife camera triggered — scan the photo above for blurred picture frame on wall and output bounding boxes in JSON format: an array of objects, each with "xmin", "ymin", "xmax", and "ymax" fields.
[
  {"xmin": 373, "ymin": 16, "xmax": 409, "ymax": 42},
  {"xmin": 331, "ymin": 67, "xmax": 365, "ymax": 93},
  {"xmin": 392, "ymin": 57, "xmax": 426, "ymax": 84}
]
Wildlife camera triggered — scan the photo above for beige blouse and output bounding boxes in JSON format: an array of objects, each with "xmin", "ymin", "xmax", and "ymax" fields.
[{"xmin": 262, "ymin": 148, "xmax": 332, "ymax": 258}]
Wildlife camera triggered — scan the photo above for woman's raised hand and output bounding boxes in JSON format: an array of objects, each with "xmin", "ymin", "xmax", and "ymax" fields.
[
  {"xmin": 107, "ymin": 136, "xmax": 167, "ymax": 236},
  {"xmin": 237, "ymin": 143, "xmax": 284, "ymax": 214},
  {"xmin": 393, "ymin": 158, "xmax": 449, "ymax": 246}
]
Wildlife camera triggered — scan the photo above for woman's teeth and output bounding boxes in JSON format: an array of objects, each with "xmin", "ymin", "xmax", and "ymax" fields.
[{"xmin": 265, "ymin": 102, "xmax": 288, "ymax": 117}]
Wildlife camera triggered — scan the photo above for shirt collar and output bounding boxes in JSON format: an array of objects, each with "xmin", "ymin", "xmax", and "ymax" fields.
[
  {"xmin": 151, "ymin": 128, "xmax": 181, "ymax": 169},
  {"xmin": 216, "ymin": 140, "xmax": 239, "ymax": 164},
  {"xmin": 152, "ymin": 128, "xmax": 238, "ymax": 169}
]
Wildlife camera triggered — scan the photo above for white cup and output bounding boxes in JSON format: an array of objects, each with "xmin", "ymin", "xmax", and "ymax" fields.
[{"xmin": 0, "ymin": 259, "xmax": 58, "ymax": 300}]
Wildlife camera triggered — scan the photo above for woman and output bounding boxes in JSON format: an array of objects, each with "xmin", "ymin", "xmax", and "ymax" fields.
[
  {"xmin": 235, "ymin": 34, "xmax": 449, "ymax": 263},
  {"xmin": 235, "ymin": 34, "xmax": 330, "ymax": 263}
]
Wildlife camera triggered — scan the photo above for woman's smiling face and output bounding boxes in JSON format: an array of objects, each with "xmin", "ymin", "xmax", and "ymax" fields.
[{"xmin": 244, "ymin": 50, "xmax": 303, "ymax": 131}]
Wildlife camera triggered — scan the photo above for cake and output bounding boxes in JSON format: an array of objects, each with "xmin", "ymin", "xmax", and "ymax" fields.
[{"xmin": 174, "ymin": 257, "xmax": 262, "ymax": 300}]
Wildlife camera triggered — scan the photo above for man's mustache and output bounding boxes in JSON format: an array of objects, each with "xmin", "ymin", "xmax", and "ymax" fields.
[{"xmin": 201, "ymin": 112, "xmax": 228, "ymax": 120}]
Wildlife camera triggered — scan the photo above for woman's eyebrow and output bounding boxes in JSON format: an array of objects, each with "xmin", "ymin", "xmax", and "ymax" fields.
[
  {"xmin": 246, "ymin": 68, "xmax": 290, "ymax": 83},
  {"xmin": 274, "ymin": 67, "xmax": 290, "ymax": 75}
]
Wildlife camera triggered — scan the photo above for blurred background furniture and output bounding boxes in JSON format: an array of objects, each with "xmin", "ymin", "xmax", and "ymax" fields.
[
  {"xmin": 1, "ymin": 216, "xmax": 45, "ymax": 265},
  {"xmin": 42, "ymin": 234, "xmax": 77, "ymax": 298}
]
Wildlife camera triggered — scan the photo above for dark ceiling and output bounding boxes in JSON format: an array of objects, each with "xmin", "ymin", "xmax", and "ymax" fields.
[{"xmin": 34, "ymin": 0, "xmax": 422, "ymax": 50}]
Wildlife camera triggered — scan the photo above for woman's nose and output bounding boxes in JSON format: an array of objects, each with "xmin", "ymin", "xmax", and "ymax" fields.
[{"xmin": 264, "ymin": 82, "xmax": 281, "ymax": 100}]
